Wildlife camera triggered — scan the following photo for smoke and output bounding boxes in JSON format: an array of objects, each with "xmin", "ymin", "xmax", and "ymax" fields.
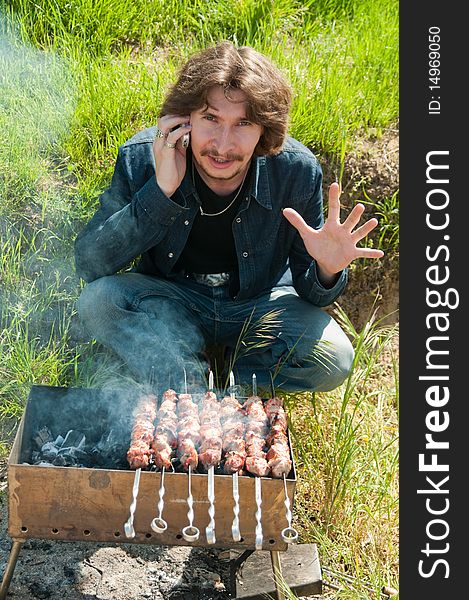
[
  {"xmin": 0, "ymin": 10, "xmax": 81, "ymax": 402},
  {"xmin": 0, "ymin": 13, "xmax": 76, "ymax": 173},
  {"xmin": 0, "ymin": 10, "xmax": 210, "ymax": 420}
]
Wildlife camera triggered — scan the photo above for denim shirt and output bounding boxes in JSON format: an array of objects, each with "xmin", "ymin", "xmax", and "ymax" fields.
[{"xmin": 74, "ymin": 127, "xmax": 347, "ymax": 306}]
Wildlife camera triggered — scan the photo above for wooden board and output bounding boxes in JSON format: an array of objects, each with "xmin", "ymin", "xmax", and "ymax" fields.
[{"xmin": 231, "ymin": 544, "xmax": 322, "ymax": 599}]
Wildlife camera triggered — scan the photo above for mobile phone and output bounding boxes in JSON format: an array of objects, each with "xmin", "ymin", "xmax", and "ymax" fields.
[{"xmin": 182, "ymin": 132, "xmax": 190, "ymax": 148}]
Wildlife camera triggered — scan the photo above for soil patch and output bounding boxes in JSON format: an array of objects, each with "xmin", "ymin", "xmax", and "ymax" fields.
[{"xmin": 321, "ymin": 124, "xmax": 399, "ymax": 330}]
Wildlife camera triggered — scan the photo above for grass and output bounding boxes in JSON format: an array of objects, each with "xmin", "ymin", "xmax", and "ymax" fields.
[{"xmin": 0, "ymin": 1, "xmax": 399, "ymax": 597}]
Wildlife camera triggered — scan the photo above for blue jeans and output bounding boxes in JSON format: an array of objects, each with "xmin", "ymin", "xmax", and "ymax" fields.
[{"xmin": 76, "ymin": 272, "xmax": 354, "ymax": 393}]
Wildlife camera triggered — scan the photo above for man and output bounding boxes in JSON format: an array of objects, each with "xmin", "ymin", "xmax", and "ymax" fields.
[{"xmin": 75, "ymin": 41, "xmax": 383, "ymax": 392}]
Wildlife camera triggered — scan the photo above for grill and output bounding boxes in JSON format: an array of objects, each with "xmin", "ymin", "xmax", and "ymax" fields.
[{"xmin": 1, "ymin": 383, "xmax": 322, "ymax": 599}]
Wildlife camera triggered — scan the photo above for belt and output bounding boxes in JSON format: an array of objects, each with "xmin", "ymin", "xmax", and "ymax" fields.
[{"xmin": 186, "ymin": 272, "xmax": 231, "ymax": 287}]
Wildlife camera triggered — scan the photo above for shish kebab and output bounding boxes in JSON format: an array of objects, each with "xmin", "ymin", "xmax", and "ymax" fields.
[
  {"xmin": 125, "ymin": 393, "xmax": 157, "ymax": 538},
  {"xmin": 177, "ymin": 371, "xmax": 201, "ymax": 542},
  {"xmin": 220, "ymin": 371, "xmax": 247, "ymax": 541},
  {"xmin": 124, "ymin": 377, "xmax": 297, "ymax": 544},
  {"xmin": 151, "ymin": 388, "xmax": 179, "ymax": 533},
  {"xmin": 266, "ymin": 377, "xmax": 298, "ymax": 544},
  {"xmin": 200, "ymin": 371, "xmax": 222, "ymax": 544},
  {"xmin": 244, "ymin": 374, "xmax": 266, "ymax": 549}
]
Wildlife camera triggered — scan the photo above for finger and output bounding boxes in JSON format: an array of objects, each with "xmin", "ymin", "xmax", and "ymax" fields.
[
  {"xmin": 282, "ymin": 207, "xmax": 313, "ymax": 238},
  {"xmin": 355, "ymin": 247, "xmax": 385, "ymax": 259},
  {"xmin": 343, "ymin": 203, "xmax": 365, "ymax": 232},
  {"xmin": 351, "ymin": 217, "xmax": 379, "ymax": 243},
  {"xmin": 165, "ymin": 123, "xmax": 192, "ymax": 147},
  {"xmin": 327, "ymin": 182, "xmax": 341, "ymax": 223},
  {"xmin": 156, "ymin": 115, "xmax": 190, "ymax": 137}
]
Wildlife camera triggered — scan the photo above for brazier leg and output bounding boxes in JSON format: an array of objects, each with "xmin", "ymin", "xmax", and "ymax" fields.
[
  {"xmin": 270, "ymin": 550, "xmax": 287, "ymax": 600},
  {"xmin": 0, "ymin": 540, "xmax": 23, "ymax": 600}
]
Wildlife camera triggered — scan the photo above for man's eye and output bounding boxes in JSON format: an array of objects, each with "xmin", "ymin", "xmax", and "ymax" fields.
[
  {"xmin": 204, "ymin": 114, "xmax": 216, "ymax": 121},
  {"xmin": 239, "ymin": 121, "xmax": 251, "ymax": 126}
]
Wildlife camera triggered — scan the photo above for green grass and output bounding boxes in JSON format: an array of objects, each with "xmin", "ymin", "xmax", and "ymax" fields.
[{"xmin": 1, "ymin": 1, "xmax": 399, "ymax": 596}]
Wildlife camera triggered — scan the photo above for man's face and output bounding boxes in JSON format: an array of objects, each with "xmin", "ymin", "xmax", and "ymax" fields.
[{"xmin": 190, "ymin": 86, "xmax": 263, "ymax": 193}]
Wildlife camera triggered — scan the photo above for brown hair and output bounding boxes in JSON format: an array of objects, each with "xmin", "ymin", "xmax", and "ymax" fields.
[{"xmin": 159, "ymin": 41, "xmax": 292, "ymax": 156}]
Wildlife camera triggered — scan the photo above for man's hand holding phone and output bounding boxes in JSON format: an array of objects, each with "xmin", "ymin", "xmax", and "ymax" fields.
[{"xmin": 153, "ymin": 115, "xmax": 191, "ymax": 198}]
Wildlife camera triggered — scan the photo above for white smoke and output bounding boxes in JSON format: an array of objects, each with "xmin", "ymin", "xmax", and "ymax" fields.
[{"xmin": 0, "ymin": 12, "xmax": 76, "ymax": 175}]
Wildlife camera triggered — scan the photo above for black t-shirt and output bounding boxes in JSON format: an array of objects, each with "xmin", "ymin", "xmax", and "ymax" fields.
[{"xmin": 175, "ymin": 162, "xmax": 251, "ymax": 275}]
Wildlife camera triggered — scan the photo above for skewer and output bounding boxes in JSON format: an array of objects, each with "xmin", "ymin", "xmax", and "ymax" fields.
[
  {"xmin": 205, "ymin": 369, "xmax": 217, "ymax": 545},
  {"xmin": 232, "ymin": 469, "xmax": 241, "ymax": 542},
  {"xmin": 206, "ymin": 464, "xmax": 216, "ymax": 544},
  {"xmin": 182, "ymin": 464, "xmax": 200, "ymax": 541},
  {"xmin": 180, "ymin": 368, "xmax": 200, "ymax": 542},
  {"xmin": 124, "ymin": 467, "xmax": 141, "ymax": 538},
  {"xmin": 230, "ymin": 370, "xmax": 241, "ymax": 542},
  {"xmin": 251, "ymin": 372, "xmax": 264, "ymax": 549},
  {"xmin": 254, "ymin": 475, "xmax": 263, "ymax": 550},
  {"xmin": 151, "ymin": 468, "xmax": 168, "ymax": 533},
  {"xmin": 281, "ymin": 473, "xmax": 298, "ymax": 543},
  {"xmin": 269, "ymin": 374, "xmax": 298, "ymax": 544},
  {"xmin": 208, "ymin": 369, "xmax": 214, "ymax": 393}
]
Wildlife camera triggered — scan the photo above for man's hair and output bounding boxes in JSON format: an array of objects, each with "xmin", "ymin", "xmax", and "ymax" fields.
[{"xmin": 159, "ymin": 41, "xmax": 293, "ymax": 156}]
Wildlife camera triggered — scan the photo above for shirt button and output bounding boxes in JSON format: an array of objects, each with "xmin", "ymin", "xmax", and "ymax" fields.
[
  {"xmin": 242, "ymin": 251, "xmax": 248, "ymax": 258},
  {"xmin": 184, "ymin": 220, "xmax": 190, "ymax": 225},
  {"xmin": 236, "ymin": 217, "xmax": 242, "ymax": 223},
  {"xmin": 168, "ymin": 252, "xmax": 174, "ymax": 258}
]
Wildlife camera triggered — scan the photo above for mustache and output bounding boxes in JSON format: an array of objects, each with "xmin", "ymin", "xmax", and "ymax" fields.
[{"xmin": 200, "ymin": 148, "xmax": 244, "ymax": 162}]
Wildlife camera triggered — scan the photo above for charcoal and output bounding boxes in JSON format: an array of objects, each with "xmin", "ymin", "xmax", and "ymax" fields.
[
  {"xmin": 41, "ymin": 441, "xmax": 60, "ymax": 458},
  {"xmin": 54, "ymin": 435, "xmax": 65, "ymax": 447},
  {"xmin": 90, "ymin": 428, "xmax": 126, "ymax": 468},
  {"xmin": 58, "ymin": 447, "xmax": 89, "ymax": 464},
  {"xmin": 91, "ymin": 428, "xmax": 120, "ymax": 453},
  {"xmin": 30, "ymin": 425, "xmax": 128, "ymax": 469},
  {"xmin": 33, "ymin": 426, "xmax": 53, "ymax": 449},
  {"xmin": 60, "ymin": 429, "xmax": 86, "ymax": 451}
]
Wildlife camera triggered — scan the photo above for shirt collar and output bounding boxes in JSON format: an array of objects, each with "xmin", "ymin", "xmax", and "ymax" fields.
[
  {"xmin": 179, "ymin": 153, "xmax": 273, "ymax": 210},
  {"xmin": 250, "ymin": 155, "xmax": 272, "ymax": 210}
]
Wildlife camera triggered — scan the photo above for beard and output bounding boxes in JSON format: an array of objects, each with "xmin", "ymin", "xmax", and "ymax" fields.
[{"xmin": 195, "ymin": 148, "xmax": 248, "ymax": 182}]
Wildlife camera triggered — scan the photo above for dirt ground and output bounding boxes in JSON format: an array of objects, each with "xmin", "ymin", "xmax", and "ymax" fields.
[
  {"xmin": 0, "ymin": 493, "xmax": 324, "ymax": 600},
  {"xmin": 0, "ymin": 126, "xmax": 399, "ymax": 599},
  {"xmin": 321, "ymin": 125, "xmax": 399, "ymax": 330}
]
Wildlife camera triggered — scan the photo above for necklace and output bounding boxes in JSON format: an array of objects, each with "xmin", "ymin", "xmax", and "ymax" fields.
[{"xmin": 193, "ymin": 160, "xmax": 249, "ymax": 217}]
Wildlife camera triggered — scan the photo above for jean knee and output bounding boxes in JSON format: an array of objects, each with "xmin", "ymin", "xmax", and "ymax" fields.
[
  {"xmin": 76, "ymin": 276, "xmax": 119, "ymax": 327},
  {"xmin": 326, "ymin": 335, "xmax": 354, "ymax": 389}
]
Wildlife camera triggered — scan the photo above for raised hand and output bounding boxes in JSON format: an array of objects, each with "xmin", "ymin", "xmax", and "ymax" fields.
[
  {"xmin": 153, "ymin": 115, "xmax": 192, "ymax": 197},
  {"xmin": 283, "ymin": 182, "xmax": 384, "ymax": 282}
]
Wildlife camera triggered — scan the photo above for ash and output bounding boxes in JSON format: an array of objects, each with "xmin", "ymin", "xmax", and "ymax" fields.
[{"xmin": 29, "ymin": 426, "xmax": 128, "ymax": 469}]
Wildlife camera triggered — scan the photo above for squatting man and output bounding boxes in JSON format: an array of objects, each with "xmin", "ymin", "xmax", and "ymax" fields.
[{"xmin": 74, "ymin": 42, "xmax": 384, "ymax": 393}]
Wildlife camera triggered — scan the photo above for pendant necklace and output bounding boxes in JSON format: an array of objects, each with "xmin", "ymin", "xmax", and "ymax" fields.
[{"xmin": 193, "ymin": 160, "xmax": 249, "ymax": 217}]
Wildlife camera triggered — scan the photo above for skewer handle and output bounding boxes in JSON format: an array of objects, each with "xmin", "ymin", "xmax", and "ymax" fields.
[
  {"xmin": 182, "ymin": 465, "xmax": 200, "ymax": 542},
  {"xmin": 124, "ymin": 467, "xmax": 141, "ymax": 538},
  {"xmin": 151, "ymin": 469, "xmax": 168, "ymax": 533},
  {"xmin": 187, "ymin": 466, "xmax": 195, "ymax": 527},
  {"xmin": 231, "ymin": 472, "xmax": 241, "ymax": 541},
  {"xmin": 281, "ymin": 473, "xmax": 298, "ymax": 543},
  {"xmin": 254, "ymin": 476, "xmax": 263, "ymax": 550},
  {"xmin": 206, "ymin": 465, "xmax": 216, "ymax": 544}
]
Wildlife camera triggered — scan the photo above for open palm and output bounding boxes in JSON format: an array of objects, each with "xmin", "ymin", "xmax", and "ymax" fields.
[{"xmin": 283, "ymin": 182, "xmax": 384, "ymax": 278}]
